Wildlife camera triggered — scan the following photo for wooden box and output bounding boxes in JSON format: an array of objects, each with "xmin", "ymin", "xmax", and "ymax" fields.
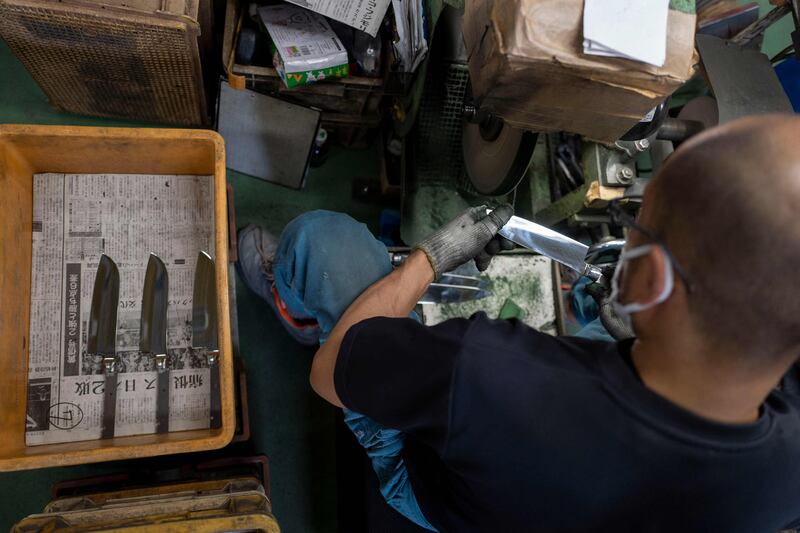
[
  {"xmin": 0, "ymin": 125, "xmax": 233, "ymax": 471},
  {"xmin": 0, "ymin": 0, "xmax": 208, "ymax": 125}
]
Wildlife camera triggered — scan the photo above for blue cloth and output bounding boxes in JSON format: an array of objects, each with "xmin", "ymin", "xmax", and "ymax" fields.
[
  {"xmin": 575, "ymin": 317, "xmax": 615, "ymax": 342},
  {"xmin": 571, "ymin": 277, "xmax": 600, "ymax": 326},
  {"xmin": 776, "ymin": 57, "xmax": 800, "ymax": 113},
  {"xmin": 236, "ymin": 224, "xmax": 321, "ymax": 346},
  {"xmin": 571, "ymin": 276, "xmax": 615, "ymax": 342},
  {"xmin": 271, "ymin": 211, "xmax": 437, "ymax": 531}
]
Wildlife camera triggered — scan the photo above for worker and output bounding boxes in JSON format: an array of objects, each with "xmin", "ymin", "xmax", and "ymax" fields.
[{"xmin": 237, "ymin": 114, "xmax": 800, "ymax": 532}]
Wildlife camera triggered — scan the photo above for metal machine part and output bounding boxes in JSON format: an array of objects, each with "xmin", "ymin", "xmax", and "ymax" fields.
[
  {"xmin": 620, "ymin": 98, "xmax": 671, "ymax": 141},
  {"xmin": 462, "ymin": 109, "xmax": 538, "ymax": 196},
  {"xmin": 410, "ymin": 5, "xmax": 471, "ymax": 189},
  {"xmin": 656, "ymin": 118, "xmax": 706, "ymax": 142},
  {"xmin": 389, "ymin": 252, "xmax": 492, "ymax": 304},
  {"xmin": 192, "ymin": 252, "xmax": 221, "ymax": 430},
  {"xmin": 419, "ymin": 274, "xmax": 491, "ymax": 305},
  {"xmin": 698, "ymin": 34, "xmax": 794, "ymax": 122},
  {"xmin": 677, "ymin": 95, "xmax": 719, "ymax": 130},
  {"xmin": 88, "ymin": 254, "xmax": 120, "ymax": 440},
  {"xmin": 140, "ymin": 254, "xmax": 170, "ymax": 434},
  {"xmin": 586, "ymin": 112, "xmax": 706, "ymax": 190},
  {"xmin": 217, "ymin": 81, "xmax": 321, "ymax": 188},
  {"xmin": 497, "ymin": 215, "xmax": 603, "ymax": 282},
  {"xmin": 583, "ymin": 142, "xmax": 640, "ymax": 188},
  {"xmin": 586, "ymin": 240, "xmax": 626, "ymax": 266},
  {"xmin": 730, "ymin": 3, "xmax": 791, "ymax": 46}
]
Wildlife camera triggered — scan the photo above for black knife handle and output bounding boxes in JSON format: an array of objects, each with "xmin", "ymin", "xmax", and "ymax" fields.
[
  {"xmin": 209, "ymin": 354, "xmax": 221, "ymax": 430},
  {"xmin": 101, "ymin": 371, "xmax": 118, "ymax": 439},
  {"xmin": 156, "ymin": 369, "xmax": 170, "ymax": 434}
]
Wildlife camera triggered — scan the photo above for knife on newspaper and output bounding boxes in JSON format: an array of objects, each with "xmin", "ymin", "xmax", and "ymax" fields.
[
  {"xmin": 496, "ymin": 214, "xmax": 605, "ymax": 283},
  {"xmin": 88, "ymin": 254, "xmax": 120, "ymax": 440},
  {"xmin": 192, "ymin": 251, "xmax": 221, "ymax": 430},
  {"xmin": 140, "ymin": 253, "xmax": 170, "ymax": 434}
]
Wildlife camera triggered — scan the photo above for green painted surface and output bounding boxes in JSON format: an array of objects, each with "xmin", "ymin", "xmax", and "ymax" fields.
[
  {"xmin": 670, "ymin": 0, "xmax": 696, "ymax": 14},
  {"xmin": 534, "ymin": 183, "xmax": 592, "ymax": 227},
  {"xmin": 498, "ymin": 298, "xmax": 527, "ymax": 321},
  {"xmin": 754, "ymin": 0, "xmax": 794, "ymax": 58},
  {"xmin": 0, "ymin": 36, "xmax": 383, "ymax": 532}
]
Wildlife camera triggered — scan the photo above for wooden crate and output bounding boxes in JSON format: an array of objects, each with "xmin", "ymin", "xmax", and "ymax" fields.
[
  {"xmin": 0, "ymin": 125, "xmax": 234, "ymax": 471},
  {"xmin": 79, "ymin": 0, "xmax": 200, "ymax": 19},
  {"xmin": 0, "ymin": 0, "xmax": 208, "ymax": 125}
]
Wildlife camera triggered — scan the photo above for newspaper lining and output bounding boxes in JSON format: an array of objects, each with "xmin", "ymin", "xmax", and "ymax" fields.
[
  {"xmin": 26, "ymin": 173, "xmax": 215, "ymax": 446},
  {"xmin": 284, "ymin": 0, "xmax": 391, "ymax": 37}
]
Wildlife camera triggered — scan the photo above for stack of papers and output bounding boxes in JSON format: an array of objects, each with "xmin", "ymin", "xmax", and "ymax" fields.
[
  {"xmin": 583, "ymin": 0, "xmax": 670, "ymax": 67},
  {"xmin": 284, "ymin": 0, "xmax": 391, "ymax": 37},
  {"xmin": 392, "ymin": 0, "xmax": 428, "ymax": 73}
]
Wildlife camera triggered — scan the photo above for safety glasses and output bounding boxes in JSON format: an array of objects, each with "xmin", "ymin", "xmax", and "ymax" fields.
[{"xmin": 608, "ymin": 197, "xmax": 695, "ymax": 295}]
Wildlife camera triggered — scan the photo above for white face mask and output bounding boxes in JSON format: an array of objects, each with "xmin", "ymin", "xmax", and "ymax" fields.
[{"xmin": 608, "ymin": 244, "xmax": 675, "ymax": 326}]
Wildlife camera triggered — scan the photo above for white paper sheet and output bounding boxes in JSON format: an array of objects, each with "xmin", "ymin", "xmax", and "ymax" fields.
[
  {"xmin": 391, "ymin": 0, "xmax": 428, "ymax": 73},
  {"xmin": 583, "ymin": 0, "xmax": 670, "ymax": 67},
  {"xmin": 283, "ymin": 0, "xmax": 391, "ymax": 37}
]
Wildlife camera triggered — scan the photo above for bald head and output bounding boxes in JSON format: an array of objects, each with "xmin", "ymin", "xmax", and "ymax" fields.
[{"xmin": 644, "ymin": 114, "xmax": 800, "ymax": 356}]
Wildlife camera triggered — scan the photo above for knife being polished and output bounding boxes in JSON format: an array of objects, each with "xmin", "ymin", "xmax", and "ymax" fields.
[
  {"xmin": 192, "ymin": 251, "xmax": 221, "ymax": 430},
  {"xmin": 87, "ymin": 254, "xmax": 120, "ymax": 440},
  {"xmin": 495, "ymin": 213, "xmax": 604, "ymax": 282},
  {"xmin": 140, "ymin": 253, "xmax": 170, "ymax": 434}
]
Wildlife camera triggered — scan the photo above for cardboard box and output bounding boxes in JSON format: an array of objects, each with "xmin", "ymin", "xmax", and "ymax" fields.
[
  {"xmin": 259, "ymin": 4, "xmax": 349, "ymax": 88},
  {"xmin": 463, "ymin": 0, "xmax": 698, "ymax": 142}
]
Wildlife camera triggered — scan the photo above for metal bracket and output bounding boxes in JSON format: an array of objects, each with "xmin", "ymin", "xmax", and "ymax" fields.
[
  {"xmin": 584, "ymin": 143, "xmax": 640, "ymax": 188},
  {"xmin": 103, "ymin": 356, "xmax": 117, "ymax": 374},
  {"xmin": 582, "ymin": 264, "xmax": 605, "ymax": 284},
  {"xmin": 155, "ymin": 353, "xmax": 167, "ymax": 372},
  {"xmin": 206, "ymin": 349, "xmax": 219, "ymax": 367}
]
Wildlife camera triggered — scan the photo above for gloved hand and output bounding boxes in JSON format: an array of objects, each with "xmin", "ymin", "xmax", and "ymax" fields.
[
  {"xmin": 584, "ymin": 272, "xmax": 636, "ymax": 341},
  {"xmin": 416, "ymin": 204, "xmax": 514, "ymax": 280}
]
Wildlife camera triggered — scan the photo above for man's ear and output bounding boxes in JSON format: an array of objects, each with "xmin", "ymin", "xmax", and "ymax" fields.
[
  {"xmin": 624, "ymin": 246, "xmax": 669, "ymax": 305},
  {"xmin": 639, "ymin": 246, "xmax": 670, "ymax": 305}
]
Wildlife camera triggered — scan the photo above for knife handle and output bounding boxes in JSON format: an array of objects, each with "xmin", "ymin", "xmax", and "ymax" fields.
[
  {"xmin": 208, "ymin": 350, "xmax": 221, "ymax": 430},
  {"xmin": 156, "ymin": 355, "xmax": 170, "ymax": 434},
  {"xmin": 101, "ymin": 359, "xmax": 118, "ymax": 440}
]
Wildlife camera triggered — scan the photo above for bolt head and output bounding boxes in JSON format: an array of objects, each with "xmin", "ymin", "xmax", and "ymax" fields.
[
  {"xmin": 463, "ymin": 104, "xmax": 477, "ymax": 120},
  {"xmin": 615, "ymin": 166, "xmax": 634, "ymax": 183}
]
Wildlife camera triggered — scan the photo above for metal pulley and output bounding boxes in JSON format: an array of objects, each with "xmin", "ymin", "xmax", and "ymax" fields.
[{"xmin": 461, "ymin": 100, "xmax": 537, "ymax": 197}]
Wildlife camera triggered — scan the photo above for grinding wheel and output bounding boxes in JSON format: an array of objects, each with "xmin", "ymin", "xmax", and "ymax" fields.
[
  {"xmin": 462, "ymin": 116, "xmax": 537, "ymax": 196},
  {"xmin": 677, "ymin": 95, "xmax": 719, "ymax": 129}
]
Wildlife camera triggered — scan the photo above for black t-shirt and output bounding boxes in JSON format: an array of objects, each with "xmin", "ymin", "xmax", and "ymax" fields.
[{"xmin": 334, "ymin": 313, "xmax": 800, "ymax": 533}]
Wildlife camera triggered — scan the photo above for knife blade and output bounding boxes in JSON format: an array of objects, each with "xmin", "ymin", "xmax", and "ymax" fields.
[
  {"xmin": 192, "ymin": 251, "xmax": 221, "ymax": 430},
  {"xmin": 88, "ymin": 254, "xmax": 120, "ymax": 439},
  {"xmin": 497, "ymin": 215, "xmax": 604, "ymax": 282},
  {"xmin": 418, "ymin": 286, "xmax": 492, "ymax": 305},
  {"xmin": 140, "ymin": 253, "xmax": 169, "ymax": 434}
]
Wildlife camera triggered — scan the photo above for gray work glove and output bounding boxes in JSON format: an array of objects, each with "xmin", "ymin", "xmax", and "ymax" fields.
[
  {"xmin": 585, "ymin": 272, "xmax": 636, "ymax": 341},
  {"xmin": 416, "ymin": 204, "xmax": 515, "ymax": 280}
]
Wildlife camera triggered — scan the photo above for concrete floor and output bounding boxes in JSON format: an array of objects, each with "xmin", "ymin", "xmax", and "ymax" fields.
[{"xmin": 0, "ymin": 38, "xmax": 384, "ymax": 532}]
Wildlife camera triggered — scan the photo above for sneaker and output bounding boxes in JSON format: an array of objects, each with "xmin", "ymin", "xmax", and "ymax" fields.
[
  {"xmin": 237, "ymin": 224, "xmax": 321, "ymax": 346},
  {"xmin": 238, "ymin": 224, "xmax": 278, "ymax": 284}
]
